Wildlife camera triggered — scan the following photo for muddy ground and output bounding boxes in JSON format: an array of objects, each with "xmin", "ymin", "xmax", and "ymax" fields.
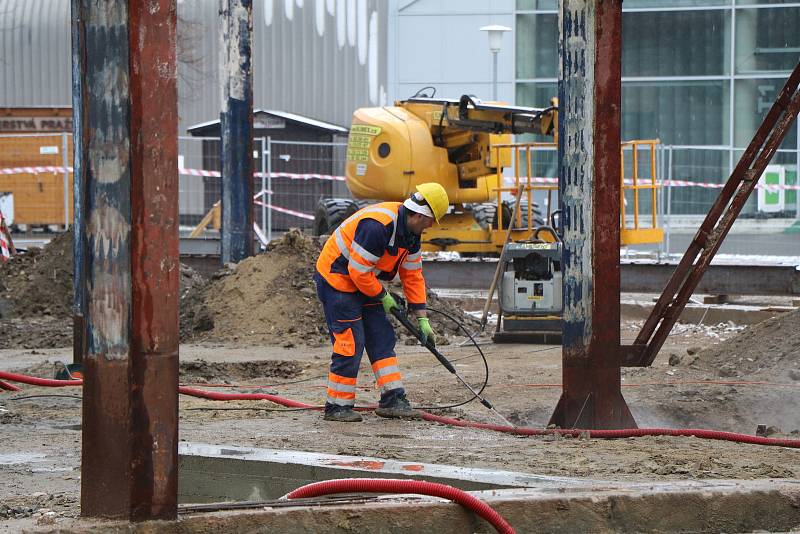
[
  {"xmin": 0, "ymin": 232, "xmax": 798, "ymax": 530},
  {"xmin": 1, "ymin": 306, "xmax": 800, "ymax": 531}
]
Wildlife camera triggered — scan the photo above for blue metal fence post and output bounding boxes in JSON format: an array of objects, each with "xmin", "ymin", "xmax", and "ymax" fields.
[
  {"xmin": 550, "ymin": 0, "xmax": 636, "ymax": 430},
  {"xmin": 220, "ymin": 0, "xmax": 254, "ymax": 263}
]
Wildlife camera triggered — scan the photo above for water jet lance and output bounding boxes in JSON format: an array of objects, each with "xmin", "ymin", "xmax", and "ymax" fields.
[{"xmin": 389, "ymin": 293, "xmax": 516, "ymax": 428}]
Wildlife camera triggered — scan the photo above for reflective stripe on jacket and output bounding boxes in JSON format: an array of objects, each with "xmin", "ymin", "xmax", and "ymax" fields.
[{"xmin": 315, "ymin": 202, "xmax": 426, "ymax": 307}]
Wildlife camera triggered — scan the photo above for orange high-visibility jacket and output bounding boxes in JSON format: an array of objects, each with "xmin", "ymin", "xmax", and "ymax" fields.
[{"xmin": 316, "ymin": 202, "xmax": 426, "ymax": 308}]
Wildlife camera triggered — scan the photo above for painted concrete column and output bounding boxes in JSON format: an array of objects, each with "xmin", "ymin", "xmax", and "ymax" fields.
[
  {"xmin": 76, "ymin": 0, "xmax": 180, "ymax": 520},
  {"xmin": 220, "ymin": 0, "xmax": 254, "ymax": 263},
  {"xmin": 550, "ymin": 0, "xmax": 635, "ymax": 430}
]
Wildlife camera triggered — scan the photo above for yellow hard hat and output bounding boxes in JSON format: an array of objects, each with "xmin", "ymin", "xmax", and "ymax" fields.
[{"xmin": 413, "ymin": 182, "xmax": 449, "ymax": 223}]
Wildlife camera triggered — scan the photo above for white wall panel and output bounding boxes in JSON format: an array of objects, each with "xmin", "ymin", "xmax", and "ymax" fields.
[{"xmin": 398, "ymin": 0, "xmax": 514, "ymax": 15}]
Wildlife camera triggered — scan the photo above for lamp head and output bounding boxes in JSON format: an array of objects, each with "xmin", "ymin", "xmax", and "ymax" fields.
[{"xmin": 479, "ymin": 24, "xmax": 512, "ymax": 53}]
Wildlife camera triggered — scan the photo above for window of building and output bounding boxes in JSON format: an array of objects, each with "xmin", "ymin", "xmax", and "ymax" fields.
[
  {"xmin": 622, "ymin": 10, "xmax": 731, "ymax": 77},
  {"xmin": 622, "ymin": 80, "xmax": 730, "ymax": 145},
  {"xmin": 734, "ymin": 78, "xmax": 797, "ymax": 150},
  {"xmin": 515, "ymin": 3, "xmax": 798, "ymax": 216},
  {"xmin": 517, "ymin": 0, "xmax": 556, "ymax": 10},
  {"xmin": 516, "ymin": 14, "xmax": 558, "ymax": 79},
  {"xmin": 734, "ymin": 6, "xmax": 800, "ymax": 75}
]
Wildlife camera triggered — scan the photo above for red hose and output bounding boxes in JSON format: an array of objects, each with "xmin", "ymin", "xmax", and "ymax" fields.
[
  {"xmin": 285, "ymin": 478, "xmax": 514, "ymax": 534},
  {"xmin": 420, "ymin": 412, "xmax": 800, "ymax": 448},
  {"xmin": 4, "ymin": 370, "xmax": 800, "ymax": 448},
  {"xmin": 177, "ymin": 386, "xmax": 380, "ymax": 411},
  {"xmin": 177, "ymin": 386, "xmax": 315, "ymax": 409},
  {"xmin": 0, "ymin": 379, "xmax": 21, "ymax": 391},
  {"xmin": 179, "ymin": 386, "xmax": 800, "ymax": 448},
  {"xmin": 0, "ymin": 370, "xmax": 82, "ymax": 387}
]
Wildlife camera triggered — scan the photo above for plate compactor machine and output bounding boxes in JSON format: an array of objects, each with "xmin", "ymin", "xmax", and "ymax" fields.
[{"xmin": 495, "ymin": 241, "xmax": 563, "ymax": 343}]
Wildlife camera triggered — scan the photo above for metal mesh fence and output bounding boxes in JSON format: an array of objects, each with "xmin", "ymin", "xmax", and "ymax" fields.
[
  {"xmin": 665, "ymin": 146, "xmax": 799, "ymax": 218},
  {"xmin": 177, "ymin": 136, "xmax": 352, "ymax": 239},
  {"xmin": 0, "ymin": 133, "xmax": 797, "ymax": 252},
  {"xmin": 265, "ymin": 139, "xmax": 351, "ymax": 235}
]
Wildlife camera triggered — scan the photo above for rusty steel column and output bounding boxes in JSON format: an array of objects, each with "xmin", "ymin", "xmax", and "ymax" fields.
[
  {"xmin": 220, "ymin": 0, "xmax": 254, "ymax": 263},
  {"xmin": 549, "ymin": 0, "xmax": 635, "ymax": 430},
  {"xmin": 71, "ymin": 0, "xmax": 86, "ymax": 365},
  {"xmin": 77, "ymin": 0, "xmax": 180, "ymax": 520}
]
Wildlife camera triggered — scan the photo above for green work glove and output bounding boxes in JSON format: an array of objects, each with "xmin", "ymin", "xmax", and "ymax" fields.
[
  {"xmin": 417, "ymin": 317, "xmax": 436, "ymax": 347},
  {"xmin": 380, "ymin": 292, "xmax": 398, "ymax": 314}
]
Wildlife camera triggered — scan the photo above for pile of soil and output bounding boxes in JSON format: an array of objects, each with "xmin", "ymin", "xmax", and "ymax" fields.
[
  {"xmin": 181, "ymin": 229, "xmax": 327, "ymax": 346},
  {"xmin": 648, "ymin": 307, "xmax": 800, "ymax": 435},
  {"xmin": 181, "ymin": 228, "xmax": 481, "ymax": 347},
  {"xmin": 695, "ymin": 308, "xmax": 800, "ymax": 381},
  {"xmin": 0, "ymin": 234, "xmax": 210, "ymax": 349},
  {"xmin": 0, "ymin": 318, "xmax": 72, "ymax": 350},
  {"xmin": 0, "ymin": 232, "xmax": 73, "ymax": 319},
  {"xmin": 179, "ymin": 263, "xmax": 212, "ymax": 339},
  {"xmin": 0, "ymin": 233, "xmax": 74, "ymax": 349},
  {"xmin": 179, "ymin": 359, "xmax": 305, "ymax": 384},
  {"xmin": 0, "ymin": 234, "xmax": 216, "ymax": 349},
  {"xmin": 0, "ymin": 229, "xmax": 481, "ymax": 350}
]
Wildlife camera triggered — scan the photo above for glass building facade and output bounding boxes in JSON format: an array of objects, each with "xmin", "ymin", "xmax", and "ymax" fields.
[{"xmin": 516, "ymin": 0, "xmax": 800, "ymax": 215}]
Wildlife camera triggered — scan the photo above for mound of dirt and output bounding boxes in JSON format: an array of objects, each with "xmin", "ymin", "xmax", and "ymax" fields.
[
  {"xmin": 180, "ymin": 263, "xmax": 213, "ymax": 339},
  {"xmin": 0, "ymin": 229, "xmax": 482, "ymax": 350},
  {"xmin": 181, "ymin": 228, "xmax": 480, "ymax": 347},
  {"xmin": 695, "ymin": 308, "xmax": 800, "ymax": 380},
  {"xmin": 0, "ymin": 232, "xmax": 73, "ymax": 319},
  {"xmin": 0, "ymin": 316, "xmax": 72, "ymax": 350},
  {"xmin": 182, "ymin": 229, "xmax": 327, "ymax": 346},
  {"xmin": 179, "ymin": 359, "xmax": 305, "ymax": 383},
  {"xmin": 0, "ymin": 232, "xmax": 214, "ymax": 349}
]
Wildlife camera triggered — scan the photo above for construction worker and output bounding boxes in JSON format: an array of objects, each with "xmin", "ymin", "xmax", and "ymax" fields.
[{"xmin": 314, "ymin": 183, "xmax": 449, "ymax": 422}]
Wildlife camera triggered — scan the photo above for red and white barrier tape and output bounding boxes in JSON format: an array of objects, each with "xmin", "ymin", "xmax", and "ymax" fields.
[
  {"xmin": 0, "ymin": 165, "xmax": 346, "ymax": 182},
  {"xmin": 503, "ymin": 176, "xmax": 800, "ymax": 191},
  {"xmin": 0, "ymin": 165, "xmax": 69, "ymax": 175},
  {"xmin": 179, "ymin": 168, "xmax": 346, "ymax": 181},
  {"xmin": 2, "ymin": 165, "xmax": 797, "ymax": 190},
  {"xmin": 0, "ymin": 213, "xmax": 10, "ymax": 262},
  {"xmin": 253, "ymin": 199, "xmax": 314, "ymax": 220}
]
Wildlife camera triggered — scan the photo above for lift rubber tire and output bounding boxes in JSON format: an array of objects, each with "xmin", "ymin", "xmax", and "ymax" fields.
[
  {"xmin": 472, "ymin": 201, "xmax": 545, "ymax": 230},
  {"xmin": 499, "ymin": 200, "xmax": 545, "ymax": 229},
  {"xmin": 314, "ymin": 198, "xmax": 370, "ymax": 236},
  {"xmin": 471, "ymin": 203, "xmax": 497, "ymax": 231}
]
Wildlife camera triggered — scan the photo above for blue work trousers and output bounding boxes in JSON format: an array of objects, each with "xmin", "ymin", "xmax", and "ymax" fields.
[{"xmin": 314, "ymin": 272, "xmax": 404, "ymax": 410}]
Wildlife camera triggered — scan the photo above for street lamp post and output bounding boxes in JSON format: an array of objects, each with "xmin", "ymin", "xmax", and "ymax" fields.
[{"xmin": 480, "ymin": 24, "xmax": 512, "ymax": 101}]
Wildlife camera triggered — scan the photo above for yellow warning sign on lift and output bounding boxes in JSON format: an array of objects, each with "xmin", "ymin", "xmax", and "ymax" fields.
[{"xmin": 347, "ymin": 125, "xmax": 381, "ymax": 162}]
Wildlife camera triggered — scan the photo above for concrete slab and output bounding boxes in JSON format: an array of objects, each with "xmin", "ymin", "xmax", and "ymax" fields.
[
  {"xmin": 178, "ymin": 442, "xmax": 603, "ymax": 503},
  {"xmin": 38, "ymin": 479, "xmax": 800, "ymax": 533}
]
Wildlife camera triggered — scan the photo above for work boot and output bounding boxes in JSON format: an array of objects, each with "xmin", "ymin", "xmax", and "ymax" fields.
[
  {"xmin": 323, "ymin": 406, "xmax": 362, "ymax": 422},
  {"xmin": 375, "ymin": 393, "xmax": 422, "ymax": 420}
]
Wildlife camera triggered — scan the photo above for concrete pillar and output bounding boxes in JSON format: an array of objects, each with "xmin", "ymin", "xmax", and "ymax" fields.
[
  {"xmin": 75, "ymin": 0, "xmax": 180, "ymax": 520},
  {"xmin": 220, "ymin": 0, "xmax": 254, "ymax": 263},
  {"xmin": 549, "ymin": 0, "xmax": 636, "ymax": 430}
]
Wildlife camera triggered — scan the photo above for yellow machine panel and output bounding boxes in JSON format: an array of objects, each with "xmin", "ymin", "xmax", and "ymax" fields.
[{"xmin": 345, "ymin": 104, "xmax": 512, "ymax": 205}]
